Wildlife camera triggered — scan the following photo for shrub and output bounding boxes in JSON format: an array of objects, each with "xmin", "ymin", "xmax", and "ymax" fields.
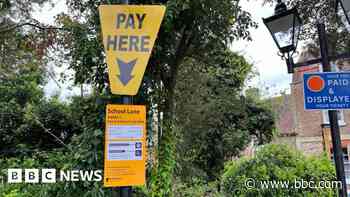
[{"xmin": 222, "ymin": 144, "xmax": 337, "ymax": 197}]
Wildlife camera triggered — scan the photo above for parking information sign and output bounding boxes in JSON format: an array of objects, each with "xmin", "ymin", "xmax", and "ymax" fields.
[
  {"xmin": 303, "ymin": 72, "xmax": 350, "ymax": 110},
  {"xmin": 104, "ymin": 104, "xmax": 146, "ymax": 187},
  {"xmin": 99, "ymin": 5, "xmax": 166, "ymax": 95}
]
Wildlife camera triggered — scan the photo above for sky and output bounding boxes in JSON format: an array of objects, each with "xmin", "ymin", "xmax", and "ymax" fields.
[
  {"xmin": 32, "ymin": 0, "xmax": 294, "ymax": 99},
  {"xmin": 231, "ymin": 1, "xmax": 293, "ymax": 96},
  {"xmin": 32, "ymin": 0, "xmax": 75, "ymax": 99}
]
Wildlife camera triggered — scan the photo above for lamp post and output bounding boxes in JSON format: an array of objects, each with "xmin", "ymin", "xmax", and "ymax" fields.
[
  {"xmin": 262, "ymin": 0, "xmax": 302, "ymax": 73},
  {"xmin": 263, "ymin": 1, "xmax": 349, "ymax": 196},
  {"xmin": 336, "ymin": 0, "xmax": 350, "ymax": 26}
]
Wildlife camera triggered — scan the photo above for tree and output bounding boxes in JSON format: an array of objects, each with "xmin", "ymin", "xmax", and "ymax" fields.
[
  {"xmin": 56, "ymin": 0, "xmax": 258, "ymax": 195},
  {"xmin": 174, "ymin": 53, "xmax": 275, "ymax": 182},
  {"xmin": 0, "ymin": 0, "xmax": 58, "ymax": 66},
  {"xmin": 17, "ymin": 97, "xmax": 80, "ymax": 150},
  {"xmin": 244, "ymin": 88, "xmax": 276, "ymax": 145},
  {"xmin": 0, "ymin": 0, "xmax": 68, "ymax": 153},
  {"xmin": 174, "ymin": 55, "xmax": 251, "ymax": 181},
  {"xmin": 0, "ymin": 73, "xmax": 81, "ymax": 153},
  {"xmin": 222, "ymin": 144, "xmax": 337, "ymax": 196}
]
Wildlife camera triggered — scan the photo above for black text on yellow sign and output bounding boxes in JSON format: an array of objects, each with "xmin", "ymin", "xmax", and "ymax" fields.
[
  {"xmin": 104, "ymin": 104, "xmax": 147, "ymax": 187},
  {"xmin": 99, "ymin": 5, "xmax": 166, "ymax": 95}
]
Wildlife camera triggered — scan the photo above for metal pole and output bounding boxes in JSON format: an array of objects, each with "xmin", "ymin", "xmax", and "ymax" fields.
[
  {"xmin": 119, "ymin": 96, "xmax": 132, "ymax": 197},
  {"xmin": 318, "ymin": 22, "xmax": 347, "ymax": 197},
  {"xmin": 119, "ymin": 0, "xmax": 131, "ymax": 196}
]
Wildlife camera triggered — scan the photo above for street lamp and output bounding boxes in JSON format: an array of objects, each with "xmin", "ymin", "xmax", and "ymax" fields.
[
  {"xmin": 263, "ymin": 0, "xmax": 302, "ymax": 73},
  {"xmin": 336, "ymin": 0, "xmax": 350, "ymax": 26}
]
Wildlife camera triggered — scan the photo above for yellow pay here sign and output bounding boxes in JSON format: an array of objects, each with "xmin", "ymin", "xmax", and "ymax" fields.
[
  {"xmin": 104, "ymin": 104, "xmax": 146, "ymax": 187},
  {"xmin": 99, "ymin": 5, "xmax": 166, "ymax": 95}
]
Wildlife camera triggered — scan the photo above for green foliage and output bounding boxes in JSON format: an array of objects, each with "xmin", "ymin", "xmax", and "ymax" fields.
[
  {"xmin": 0, "ymin": 1, "xmax": 269, "ymax": 196},
  {"xmin": 175, "ymin": 57, "xmax": 275, "ymax": 181},
  {"xmin": 18, "ymin": 97, "xmax": 79, "ymax": 149},
  {"xmin": 173, "ymin": 179, "xmax": 223, "ymax": 197},
  {"xmin": 222, "ymin": 144, "xmax": 337, "ymax": 197},
  {"xmin": 245, "ymin": 88, "xmax": 262, "ymax": 102},
  {"xmin": 150, "ymin": 122, "xmax": 177, "ymax": 197},
  {"xmin": 0, "ymin": 100, "xmax": 23, "ymax": 149},
  {"xmin": 55, "ymin": 0, "xmax": 258, "ymax": 194},
  {"xmin": 0, "ymin": 61, "xmax": 80, "ymax": 152},
  {"xmin": 0, "ymin": 95, "xmax": 81, "ymax": 152},
  {"xmin": 0, "ymin": 0, "xmax": 57, "ymax": 67},
  {"xmin": 0, "ymin": 39, "xmax": 107, "ymax": 195},
  {"xmin": 245, "ymin": 97, "xmax": 276, "ymax": 145},
  {"xmin": 0, "ymin": 125, "xmax": 109, "ymax": 197},
  {"xmin": 0, "ymin": 63, "xmax": 44, "ymax": 106}
]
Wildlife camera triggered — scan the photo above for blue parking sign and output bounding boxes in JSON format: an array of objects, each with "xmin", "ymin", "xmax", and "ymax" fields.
[{"xmin": 303, "ymin": 72, "xmax": 350, "ymax": 110}]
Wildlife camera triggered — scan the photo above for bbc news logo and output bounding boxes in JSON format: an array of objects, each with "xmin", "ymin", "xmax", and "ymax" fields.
[{"xmin": 7, "ymin": 169, "xmax": 102, "ymax": 183}]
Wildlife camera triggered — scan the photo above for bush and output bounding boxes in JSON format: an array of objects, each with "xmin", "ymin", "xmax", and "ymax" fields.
[
  {"xmin": 172, "ymin": 179, "xmax": 223, "ymax": 197},
  {"xmin": 222, "ymin": 144, "xmax": 337, "ymax": 197}
]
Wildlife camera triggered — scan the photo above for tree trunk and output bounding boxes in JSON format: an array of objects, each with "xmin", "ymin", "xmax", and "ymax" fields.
[
  {"xmin": 151, "ymin": 24, "xmax": 193, "ymax": 196},
  {"xmin": 150, "ymin": 84, "xmax": 176, "ymax": 197}
]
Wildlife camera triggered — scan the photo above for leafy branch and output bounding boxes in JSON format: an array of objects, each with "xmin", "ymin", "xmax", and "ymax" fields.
[{"xmin": 0, "ymin": 22, "xmax": 68, "ymax": 33}]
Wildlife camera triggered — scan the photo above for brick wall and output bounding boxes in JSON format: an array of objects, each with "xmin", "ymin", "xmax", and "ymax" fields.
[
  {"xmin": 273, "ymin": 54, "xmax": 350, "ymax": 156},
  {"xmin": 292, "ymin": 82, "xmax": 323, "ymax": 137}
]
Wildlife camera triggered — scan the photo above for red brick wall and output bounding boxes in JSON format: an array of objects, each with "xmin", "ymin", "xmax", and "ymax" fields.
[
  {"xmin": 274, "ymin": 56, "xmax": 350, "ymax": 155},
  {"xmin": 292, "ymin": 65, "xmax": 323, "ymax": 137}
]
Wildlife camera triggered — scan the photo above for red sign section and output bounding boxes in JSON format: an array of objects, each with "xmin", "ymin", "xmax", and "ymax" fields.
[{"xmin": 307, "ymin": 75, "xmax": 325, "ymax": 92}]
